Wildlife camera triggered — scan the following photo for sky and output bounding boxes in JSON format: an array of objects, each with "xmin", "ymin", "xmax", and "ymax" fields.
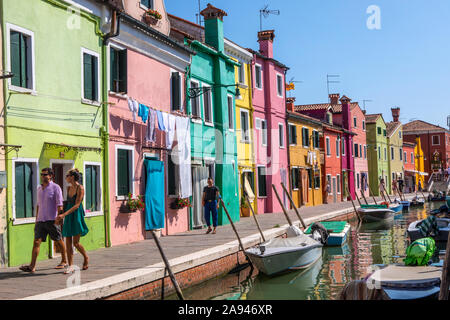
[{"xmin": 165, "ymin": 0, "xmax": 450, "ymax": 129}]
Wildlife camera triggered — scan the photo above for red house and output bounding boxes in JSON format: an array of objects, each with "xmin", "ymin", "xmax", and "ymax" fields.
[
  {"xmin": 321, "ymin": 122, "xmax": 344, "ymax": 203},
  {"xmin": 403, "ymin": 141, "xmax": 416, "ymax": 193}
]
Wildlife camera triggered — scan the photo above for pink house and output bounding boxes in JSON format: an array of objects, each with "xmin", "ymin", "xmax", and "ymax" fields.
[
  {"xmin": 106, "ymin": 1, "xmax": 192, "ymax": 245},
  {"xmin": 249, "ymin": 30, "xmax": 290, "ymax": 214}
]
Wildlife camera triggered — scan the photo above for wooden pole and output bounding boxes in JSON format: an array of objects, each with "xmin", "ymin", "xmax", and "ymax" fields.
[
  {"xmin": 280, "ymin": 182, "xmax": 307, "ymax": 229},
  {"xmin": 150, "ymin": 230, "xmax": 184, "ymax": 300},
  {"xmin": 438, "ymin": 230, "xmax": 450, "ymax": 300},
  {"xmin": 361, "ymin": 190, "xmax": 369, "ymax": 205},
  {"xmin": 355, "ymin": 194, "xmax": 362, "ymax": 206},
  {"xmin": 368, "ymin": 185, "xmax": 378, "ymax": 205},
  {"xmin": 219, "ymin": 198, "xmax": 248, "ymax": 256},
  {"xmin": 272, "ymin": 184, "xmax": 293, "ymax": 226},
  {"xmin": 346, "ymin": 185, "xmax": 360, "ymax": 222},
  {"xmin": 245, "ymin": 194, "xmax": 266, "ymax": 242},
  {"xmin": 385, "ymin": 189, "xmax": 393, "ymax": 203}
]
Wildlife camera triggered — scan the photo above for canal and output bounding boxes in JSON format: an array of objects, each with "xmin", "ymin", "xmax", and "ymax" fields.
[{"xmin": 166, "ymin": 201, "xmax": 446, "ymax": 300}]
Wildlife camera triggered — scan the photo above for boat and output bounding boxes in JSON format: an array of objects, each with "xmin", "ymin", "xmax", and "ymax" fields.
[
  {"xmin": 245, "ymin": 226, "xmax": 323, "ymax": 276},
  {"xmin": 407, "ymin": 217, "xmax": 450, "ymax": 242},
  {"xmin": 304, "ymin": 221, "xmax": 351, "ymax": 246},
  {"xmin": 410, "ymin": 198, "xmax": 425, "ymax": 207},
  {"xmin": 398, "ymin": 200, "xmax": 410, "ymax": 210},
  {"xmin": 389, "ymin": 203, "xmax": 403, "ymax": 213},
  {"xmin": 357, "ymin": 204, "xmax": 396, "ymax": 223}
]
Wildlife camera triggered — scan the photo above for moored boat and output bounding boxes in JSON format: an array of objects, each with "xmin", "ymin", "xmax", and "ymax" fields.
[
  {"xmin": 407, "ymin": 217, "xmax": 450, "ymax": 242},
  {"xmin": 357, "ymin": 204, "xmax": 396, "ymax": 223},
  {"xmin": 304, "ymin": 221, "xmax": 351, "ymax": 246}
]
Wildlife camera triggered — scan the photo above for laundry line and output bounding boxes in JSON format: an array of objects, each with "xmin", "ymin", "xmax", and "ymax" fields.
[{"xmin": 7, "ymin": 105, "xmax": 96, "ymax": 116}]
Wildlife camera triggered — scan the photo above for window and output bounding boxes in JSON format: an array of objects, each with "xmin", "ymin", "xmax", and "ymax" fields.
[
  {"xmin": 291, "ymin": 168, "xmax": 300, "ymax": 190},
  {"xmin": 227, "ymin": 95, "xmax": 234, "ymax": 130},
  {"xmin": 432, "ymin": 135, "xmax": 440, "ymax": 146},
  {"xmin": 337, "ymin": 174, "xmax": 341, "ymax": 193},
  {"xmin": 362, "ymin": 121, "xmax": 366, "ymax": 131},
  {"xmin": 377, "ymin": 127, "xmax": 382, "ymax": 135},
  {"xmin": 288, "ymin": 124, "xmax": 297, "ymax": 145},
  {"xmin": 302, "ymin": 128, "xmax": 310, "ymax": 148},
  {"xmin": 391, "ymin": 147, "xmax": 394, "ymax": 160},
  {"xmin": 9, "ymin": 26, "xmax": 34, "ymax": 90},
  {"xmin": 399, "ymin": 148, "xmax": 403, "ymax": 161},
  {"xmin": 261, "ymin": 120, "xmax": 267, "ymax": 146},
  {"xmin": 314, "ymin": 171, "xmax": 320, "ymax": 189},
  {"xmin": 167, "ymin": 154, "xmax": 177, "ymax": 196},
  {"xmin": 354, "ymin": 143, "xmax": 359, "ymax": 158},
  {"xmin": 206, "ymin": 162, "xmax": 215, "ymax": 181},
  {"xmin": 357, "ymin": 173, "xmax": 360, "ymax": 189},
  {"xmin": 392, "ymin": 172, "xmax": 395, "ymax": 182},
  {"xmin": 84, "ymin": 164, "xmax": 101, "ymax": 213},
  {"xmin": 411, "ymin": 152, "xmax": 414, "ymax": 164},
  {"xmin": 116, "ymin": 147, "xmax": 133, "ymax": 197},
  {"xmin": 240, "ymin": 110, "xmax": 250, "ymax": 142},
  {"xmin": 190, "ymin": 81, "xmax": 201, "ymax": 117},
  {"xmin": 336, "ymin": 138, "xmax": 340, "ymax": 157},
  {"xmin": 312, "ymin": 130, "xmax": 320, "ymax": 149},
  {"xmin": 327, "ymin": 175, "xmax": 332, "ymax": 194},
  {"xmin": 404, "ymin": 152, "xmax": 407, "ymax": 163},
  {"xmin": 203, "ymin": 85, "xmax": 213, "ymax": 124},
  {"xmin": 110, "ymin": 46, "xmax": 127, "ymax": 93},
  {"xmin": 383, "ymin": 129, "xmax": 386, "ymax": 137},
  {"xmin": 326, "ymin": 137, "xmax": 331, "ymax": 156},
  {"xmin": 140, "ymin": 0, "xmax": 153, "ymax": 9},
  {"xmin": 353, "ymin": 117, "xmax": 357, "ymax": 128},
  {"xmin": 342, "ymin": 137, "xmax": 346, "ymax": 155},
  {"xmin": 255, "ymin": 64, "xmax": 262, "ymax": 89},
  {"xmin": 171, "ymin": 71, "xmax": 182, "ymax": 111},
  {"xmin": 257, "ymin": 166, "xmax": 267, "ymax": 197},
  {"xmin": 238, "ymin": 63, "xmax": 245, "ymax": 84},
  {"xmin": 276, "ymin": 74, "xmax": 283, "ymax": 97},
  {"xmin": 359, "ymin": 145, "xmax": 362, "ymax": 159},
  {"xmin": 364, "ymin": 145, "xmax": 367, "ymax": 159},
  {"xmin": 307, "ymin": 169, "xmax": 313, "ymax": 189},
  {"xmin": 82, "ymin": 49, "xmax": 99, "ymax": 102},
  {"xmin": 378, "ymin": 146, "xmax": 381, "ymax": 160},
  {"xmin": 14, "ymin": 161, "xmax": 36, "ymax": 219},
  {"xmin": 326, "ymin": 112, "xmax": 332, "ymax": 124},
  {"xmin": 279, "ymin": 123, "xmax": 285, "ymax": 148},
  {"xmin": 384, "ymin": 147, "xmax": 387, "ymax": 160}
]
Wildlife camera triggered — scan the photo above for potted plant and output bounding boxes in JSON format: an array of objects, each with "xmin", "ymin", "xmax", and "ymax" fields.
[
  {"xmin": 144, "ymin": 9, "xmax": 162, "ymax": 25},
  {"xmin": 120, "ymin": 193, "xmax": 145, "ymax": 213},
  {"xmin": 171, "ymin": 197, "xmax": 192, "ymax": 210},
  {"xmin": 240, "ymin": 196, "xmax": 251, "ymax": 217}
]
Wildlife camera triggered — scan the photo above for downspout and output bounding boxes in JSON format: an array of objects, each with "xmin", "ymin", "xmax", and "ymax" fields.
[
  {"xmin": 284, "ymin": 68, "xmax": 291, "ymax": 209},
  {"xmin": 101, "ymin": 8, "xmax": 121, "ymax": 248}
]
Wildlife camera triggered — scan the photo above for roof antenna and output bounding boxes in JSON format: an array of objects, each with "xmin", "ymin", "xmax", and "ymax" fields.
[
  {"xmin": 260, "ymin": 5, "xmax": 280, "ymax": 31},
  {"xmin": 362, "ymin": 99, "xmax": 372, "ymax": 112},
  {"xmin": 447, "ymin": 115, "xmax": 450, "ymax": 131},
  {"xmin": 327, "ymin": 74, "xmax": 340, "ymax": 102},
  {"xmin": 286, "ymin": 77, "xmax": 303, "ymax": 98},
  {"xmin": 195, "ymin": 0, "xmax": 203, "ymax": 26}
]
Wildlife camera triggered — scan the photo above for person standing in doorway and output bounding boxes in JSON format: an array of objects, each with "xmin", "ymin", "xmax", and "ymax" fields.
[
  {"xmin": 19, "ymin": 168, "xmax": 67, "ymax": 273},
  {"xmin": 324, "ymin": 180, "xmax": 331, "ymax": 204},
  {"xmin": 55, "ymin": 169, "xmax": 89, "ymax": 274},
  {"xmin": 202, "ymin": 177, "xmax": 220, "ymax": 234}
]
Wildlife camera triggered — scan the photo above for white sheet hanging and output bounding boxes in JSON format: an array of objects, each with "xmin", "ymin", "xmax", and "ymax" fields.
[
  {"xmin": 166, "ymin": 114, "xmax": 176, "ymax": 149},
  {"xmin": 175, "ymin": 116, "xmax": 192, "ymax": 198}
]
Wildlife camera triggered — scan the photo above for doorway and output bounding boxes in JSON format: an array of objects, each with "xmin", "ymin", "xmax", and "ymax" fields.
[
  {"xmin": 191, "ymin": 166, "xmax": 209, "ymax": 229},
  {"xmin": 332, "ymin": 177, "xmax": 337, "ymax": 203}
]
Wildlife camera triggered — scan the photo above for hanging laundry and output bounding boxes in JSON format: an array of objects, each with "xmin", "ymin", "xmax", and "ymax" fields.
[
  {"xmin": 138, "ymin": 103, "xmax": 149, "ymax": 124},
  {"xmin": 175, "ymin": 116, "xmax": 192, "ymax": 198},
  {"xmin": 145, "ymin": 108, "xmax": 157, "ymax": 143},
  {"xmin": 166, "ymin": 114, "xmax": 176, "ymax": 149},
  {"xmin": 161, "ymin": 112, "xmax": 169, "ymax": 133},
  {"xmin": 131, "ymin": 99, "xmax": 139, "ymax": 121},
  {"xmin": 156, "ymin": 110, "xmax": 166, "ymax": 131},
  {"xmin": 144, "ymin": 159, "xmax": 165, "ymax": 231}
]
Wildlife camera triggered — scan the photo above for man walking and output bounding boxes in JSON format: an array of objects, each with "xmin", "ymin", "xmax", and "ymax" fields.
[
  {"xmin": 19, "ymin": 168, "xmax": 67, "ymax": 273},
  {"xmin": 202, "ymin": 177, "xmax": 220, "ymax": 234}
]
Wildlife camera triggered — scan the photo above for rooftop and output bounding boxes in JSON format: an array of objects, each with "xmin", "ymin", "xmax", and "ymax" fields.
[
  {"xmin": 386, "ymin": 121, "xmax": 402, "ymax": 137},
  {"xmin": 403, "ymin": 120, "xmax": 448, "ymax": 133}
]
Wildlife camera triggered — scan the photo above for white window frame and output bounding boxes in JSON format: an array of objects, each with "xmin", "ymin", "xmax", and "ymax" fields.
[
  {"xmin": 276, "ymin": 73, "xmax": 283, "ymax": 97},
  {"xmin": 326, "ymin": 137, "xmax": 331, "ymax": 156},
  {"xmin": 279, "ymin": 123, "xmax": 285, "ymax": 149},
  {"xmin": 326, "ymin": 175, "xmax": 332, "ymax": 194},
  {"xmin": 341, "ymin": 137, "xmax": 346, "ymax": 156},
  {"xmin": 238, "ymin": 62, "xmax": 245, "ymax": 85},
  {"xmin": 411, "ymin": 152, "xmax": 414, "ymax": 164},
  {"xmin": 364, "ymin": 145, "xmax": 367, "ymax": 159},
  {"xmin": 404, "ymin": 151, "xmax": 407, "ymax": 163},
  {"xmin": 302, "ymin": 127, "xmax": 310, "ymax": 149},
  {"xmin": 189, "ymin": 79, "xmax": 202, "ymax": 121},
  {"xmin": 81, "ymin": 47, "xmax": 101, "ymax": 105},
  {"xmin": 432, "ymin": 135, "xmax": 440, "ymax": 146},
  {"xmin": 6, "ymin": 23, "xmax": 36, "ymax": 94},
  {"xmin": 115, "ymin": 144, "xmax": 135, "ymax": 200},
  {"xmin": 261, "ymin": 119, "xmax": 267, "ymax": 147},
  {"xmin": 362, "ymin": 120, "xmax": 366, "ymax": 131},
  {"xmin": 240, "ymin": 109, "xmax": 250, "ymax": 143},
  {"xmin": 291, "ymin": 167, "xmax": 299, "ymax": 190},
  {"xmin": 11, "ymin": 158, "xmax": 40, "ymax": 225},
  {"xmin": 356, "ymin": 173, "xmax": 360, "ymax": 190},
  {"xmin": 336, "ymin": 137, "xmax": 340, "ymax": 158},
  {"xmin": 227, "ymin": 94, "xmax": 234, "ymax": 132},
  {"xmin": 203, "ymin": 83, "xmax": 214, "ymax": 126},
  {"xmin": 108, "ymin": 42, "xmax": 127, "ymax": 96},
  {"xmin": 337, "ymin": 174, "xmax": 341, "ymax": 194},
  {"xmin": 353, "ymin": 117, "xmax": 357, "ymax": 128},
  {"xmin": 255, "ymin": 117, "xmax": 261, "ymax": 130},
  {"xmin": 257, "ymin": 165, "xmax": 267, "ymax": 198},
  {"xmin": 288, "ymin": 123, "xmax": 297, "ymax": 146},
  {"xmin": 312, "ymin": 130, "xmax": 320, "ymax": 149},
  {"xmin": 83, "ymin": 161, "xmax": 103, "ymax": 217},
  {"xmin": 139, "ymin": 0, "xmax": 154, "ymax": 10},
  {"xmin": 255, "ymin": 64, "xmax": 262, "ymax": 90},
  {"xmin": 384, "ymin": 147, "xmax": 387, "ymax": 161}
]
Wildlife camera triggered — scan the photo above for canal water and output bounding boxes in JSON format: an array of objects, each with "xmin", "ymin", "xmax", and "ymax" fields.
[{"xmin": 166, "ymin": 201, "xmax": 446, "ymax": 300}]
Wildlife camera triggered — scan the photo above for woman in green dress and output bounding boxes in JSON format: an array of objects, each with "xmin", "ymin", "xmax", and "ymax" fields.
[{"xmin": 55, "ymin": 169, "xmax": 89, "ymax": 274}]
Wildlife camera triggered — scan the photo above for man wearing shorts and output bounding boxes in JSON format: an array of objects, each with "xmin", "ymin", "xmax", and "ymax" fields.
[{"xmin": 20, "ymin": 168, "xmax": 67, "ymax": 273}]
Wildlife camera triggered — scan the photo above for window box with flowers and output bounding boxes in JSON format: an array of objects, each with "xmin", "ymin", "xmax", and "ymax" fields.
[
  {"xmin": 170, "ymin": 198, "xmax": 192, "ymax": 210},
  {"xmin": 120, "ymin": 193, "xmax": 145, "ymax": 213},
  {"xmin": 144, "ymin": 9, "xmax": 162, "ymax": 25}
]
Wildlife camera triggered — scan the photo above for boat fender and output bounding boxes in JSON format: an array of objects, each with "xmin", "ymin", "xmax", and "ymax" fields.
[
  {"xmin": 381, "ymin": 201, "xmax": 389, "ymax": 208},
  {"xmin": 310, "ymin": 222, "xmax": 329, "ymax": 245}
]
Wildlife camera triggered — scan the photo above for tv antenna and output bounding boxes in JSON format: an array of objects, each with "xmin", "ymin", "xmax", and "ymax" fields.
[
  {"xmin": 195, "ymin": 0, "xmax": 204, "ymax": 25},
  {"xmin": 362, "ymin": 99, "xmax": 372, "ymax": 111},
  {"xmin": 286, "ymin": 77, "xmax": 303, "ymax": 97},
  {"xmin": 327, "ymin": 74, "xmax": 340, "ymax": 101},
  {"xmin": 260, "ymin": 5, "xmax": 280, "ymax": 31},
  {"xmin": 447, "ymin": 115, "xmax": 450, "ymax": 130}
]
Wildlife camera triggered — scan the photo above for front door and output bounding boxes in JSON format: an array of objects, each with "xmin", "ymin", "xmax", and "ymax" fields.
[
  {"xmin": 332, "ymin": 177, "xmax": 337, "ymax": 203},
  {"xmin": 191, "ymin": 166, "xmax": 208, "ymax": 229}
]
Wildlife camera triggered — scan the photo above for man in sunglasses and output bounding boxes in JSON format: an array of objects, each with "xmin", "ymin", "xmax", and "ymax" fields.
[{"xmin": 19, "ymin": 168, "xmax": 67, "ymax": 273}]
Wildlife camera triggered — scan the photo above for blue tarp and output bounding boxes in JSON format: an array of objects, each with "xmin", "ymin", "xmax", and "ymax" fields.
[{"xmin": 144, "ymin": 159, "xmax": 165, "ymax": 230}]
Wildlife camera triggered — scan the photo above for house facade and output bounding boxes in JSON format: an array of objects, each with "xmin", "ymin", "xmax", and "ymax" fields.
[
  {"xmin": 386, "ymin": 108, "xmax": 404, "ymax": 195},
  {"xmin": 414, "ymin": 136, "xmax": 426, "ymax": 190},
  {"xmin": 403, "ymin": 141, "xmax": 416, "ymax": 193},
  {"xmin": 250, "ymin": 30, "xmax": 290, "ymax": 214},
  {"xmin": 350, "ymin": 104, "xmax": 369, "ymax": 199},
  {"xmin": 0, "ymin": 18, "xmax": 6, "ymax": 267}
]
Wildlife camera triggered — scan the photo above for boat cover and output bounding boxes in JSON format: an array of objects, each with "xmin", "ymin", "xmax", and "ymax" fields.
[
  {"xmin": 404, "ymin": 237, "xmax": 436, "ymax": 266},
  {"xmin": 367, "ymin": 265, "xmax": 441, "ymax": 288},
  {"xmin": 261, "ymin": 233, "xmax": 319, "ymax": 250}
]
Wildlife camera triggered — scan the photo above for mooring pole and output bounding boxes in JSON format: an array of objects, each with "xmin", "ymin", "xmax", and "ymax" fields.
[
  {"xmin": 439, "ymin": 230, "xmax": 450, "ymax": 300},
  {"xmin": 346, "ymin": 185, "xmax": 360, "ymax": 222},
  {"xmin": 150, "ymin": 230, "xmax": 184, "ymax": 300},
  {"xmin": 384, "ymin": 187, "xmax": 393, "ymax": 203},
  {"xmin": 355, "ymin": 194, "xmax": 362, "ymax": 207},
  {"xmin": 272, "ymin": 184, "xmax": 293, "ymax": 226},
  {"xmin": 361, "ymin": 190, "xmax": 369, "ymax": 205},
  {"xmin": 280, "ymin": 182, "xmax": 307, "ymax": 229},
  {"xmin": 368, "ymin": 185, "xmax": 378, "ymax": 205},
  {"xmin": 245, "ymin": 194, "xmax": 266, "ymax": 242}
]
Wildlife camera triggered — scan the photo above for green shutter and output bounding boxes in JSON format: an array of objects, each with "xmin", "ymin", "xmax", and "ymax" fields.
[
  {"xmin": 117, "ymin": 150, "xmax": 130, "ymax": 196},
  {"xmin": 172, "ymin": 72, "xmax": 181, "ymax": 110},
  {"xmin": 24, "ymin": 163, "xmax": 33, "ymax": 218},
  {"xmin": 258, "ymin": 167, "xmax": 266, "ymax": 197},
  {"xmin": 15, "ymin": 162, "xmax": 33, "ymax": 219},
  {"xmin": 110, "ymin": 47, "xmax": 117, "ymax": 92},
  {"xmin": 92, "ymin": 55, "xmax": 98, "ymax": 100},
  {"xmin": 83, "ymin": 53, "xmax": 93, "ymax": 100},
  {"xmin": 10, "ymin": 31, "xmax": 28, "ymax": 88},
  {"xmin": 19, "ymin": 33, "xmax": 28, "ymax": 88},
  {"xmin": 119, "ymin": 49, "xmax": 127, "ymax": 93}
]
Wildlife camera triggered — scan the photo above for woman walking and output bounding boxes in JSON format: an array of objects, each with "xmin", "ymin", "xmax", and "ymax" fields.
[{"xmin": 55, "ymin": 169, "xmax": 89, "ymax": 274}]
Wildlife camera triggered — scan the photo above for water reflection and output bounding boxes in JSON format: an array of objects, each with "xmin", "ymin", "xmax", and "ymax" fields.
[{"xmin": 166, "ymin": 202, "xmax": 444, "ymax": 300}]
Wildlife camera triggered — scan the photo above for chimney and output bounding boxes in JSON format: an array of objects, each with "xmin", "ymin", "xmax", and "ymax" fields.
[
  {"xmin": 257, "ymin": 30, "xmax": 275, "ymax": 59},
  {"xmin": 200, "ymin": 3, "xmax": 227, "ymax": 51},
  {"xmin": 391, "ymin": 107, "xmax": 400, "ymax": 122},
  {"xmin": 286, "ymin": 97, "xmax": 296, "ymax": 112},
  {"xmin": 329, "ymin": 93, "xmax": 340, "ymax": 105},
  {"xmin": 340, "ymin": 95, "xmax": 352, "ymax": 130}
]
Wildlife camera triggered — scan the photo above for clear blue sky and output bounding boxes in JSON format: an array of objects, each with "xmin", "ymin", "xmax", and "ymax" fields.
[{"xmin": 166, "ymin": 0, "xmax": 450, "ymax": 128}]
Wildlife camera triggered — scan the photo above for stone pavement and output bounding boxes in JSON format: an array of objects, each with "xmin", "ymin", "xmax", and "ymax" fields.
[{"xmin": 0, "ymin": 194, "xmax": 420, "ymax": 299}]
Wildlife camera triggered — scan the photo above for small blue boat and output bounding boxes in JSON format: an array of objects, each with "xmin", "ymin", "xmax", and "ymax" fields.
[
  {"xmin": 399, "ymin": 200, "xmax": 410, "ymax": 209},
  {"xmin": 304, "ymin": 221, "xmax": 351, "ymax": 246},
  {"xmin": 389, "ymin": 203, "xmax": 403, "ymax": 213}
]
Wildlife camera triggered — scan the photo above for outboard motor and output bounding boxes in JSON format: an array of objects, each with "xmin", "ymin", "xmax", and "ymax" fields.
[{"xmin": 310, "ymin": 222, "xmax": 329, "ymax": 245}]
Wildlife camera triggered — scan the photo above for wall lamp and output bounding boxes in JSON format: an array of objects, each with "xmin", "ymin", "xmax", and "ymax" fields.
[{"xmin": 187, "ymin": 83, "xmax": 240, "ymax": 99}]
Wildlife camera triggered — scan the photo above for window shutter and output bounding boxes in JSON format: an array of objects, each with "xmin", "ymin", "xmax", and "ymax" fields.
[
  {"xmin": 119, "ymin": 49, "xmax": 127, "ymax": 93},
  {"xmin": 85, "ymin": 166, "xmax": 93, "ymax": 211},
  {"xmin": 10, "ymin": 31, "xmax": 28, "ymax": 88},
  {"xmin": 168, "ymin": 156, "xmax": 176, "ymax": 195},
  {"xmin": 83, "ymin": 53, "xmax": 93, "ymax": 100},
  {"xmin": 15, "ymin": 163, "xmax": 25, "ymax": 219},
  {"xmin": 92, "ymin": 55, "xmax": 98, "ymax": 101},
  {"xmin": 110, "ymin": 47, "xmax": 117, "ymax": 92},
  {"xmin": 19, "ymin": 33, "xmax": 28, "ymax": 88},
  {"xmin": 117, "ymin": 150, "xmax": 130, "ymax": 196},
  {"xmin": 172, "ymin": 72, "xmax": 181, "ymax": 111}
]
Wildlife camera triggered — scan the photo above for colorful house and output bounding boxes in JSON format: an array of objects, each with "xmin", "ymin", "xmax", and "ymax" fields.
[
  {"xmin": 106, "ymin": 0, "xmax": 193, "ymax": 244},
  {"xmin": 0, "ymin": 18, "xmax": 6, "ymax": 267},
  {"xmin": 350, "ymin": 104, "xmax": 369, "ymax": 200},
  {"xmin": 403, "ymin": 141, "xmax": 416, "ymax": 193},
  {"xmin": 1, "ymin": 0, "xmax": 118, "ymax": 266},
  {"xmin": 413, "ymin": 136, "xmax": 426, "ymax": 191},
  {"xmin": 249, "ymin": 30, "xmax": 290, "ymax": 214},
  {"xmin": 169, "ymin": 4, "xmax": 240, "ymax": 226},
  {"xmin": 224, "ymin": 40, "xmax": 257, "ymax": 215},
  {"xmin": 386, "ymin": 108, "xmax": 404, "ymax": 195},
  {"xmin": 286, "ymin": 98, "xmax": 323, "ymax": 207},
  {"xmin": 365, "ymin": 113, "xmax": 390, "ymax": 196}
]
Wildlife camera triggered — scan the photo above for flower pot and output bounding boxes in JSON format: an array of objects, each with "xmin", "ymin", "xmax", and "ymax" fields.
[
  {"xmin": 241, "ymin": 206, "xmax": 251, "ymax": 217},
  {"xmin": 144, "ymin": 14, "xmax": 159, "ymax": 25},
  {"xmin": 119, "ymin": 203, "xmax": 137, "ymax": 213}
]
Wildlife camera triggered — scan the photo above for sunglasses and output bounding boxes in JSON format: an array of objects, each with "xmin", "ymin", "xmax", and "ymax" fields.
[{"xmin": 40, "ymin": 173, "xmax": 49, "ymax": 176}]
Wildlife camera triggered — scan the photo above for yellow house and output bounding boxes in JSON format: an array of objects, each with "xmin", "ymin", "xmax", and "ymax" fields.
[
  {"xmin": 414, "ymin": 136, "xmax": 426, "ymax": 191},
  {"xmin": 286, "ymin": 99, "xmax": 323, "ymax": 207},
  {"xmin": 224, "ymin": 39, "xmax": 257, "ymax": 215}
]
